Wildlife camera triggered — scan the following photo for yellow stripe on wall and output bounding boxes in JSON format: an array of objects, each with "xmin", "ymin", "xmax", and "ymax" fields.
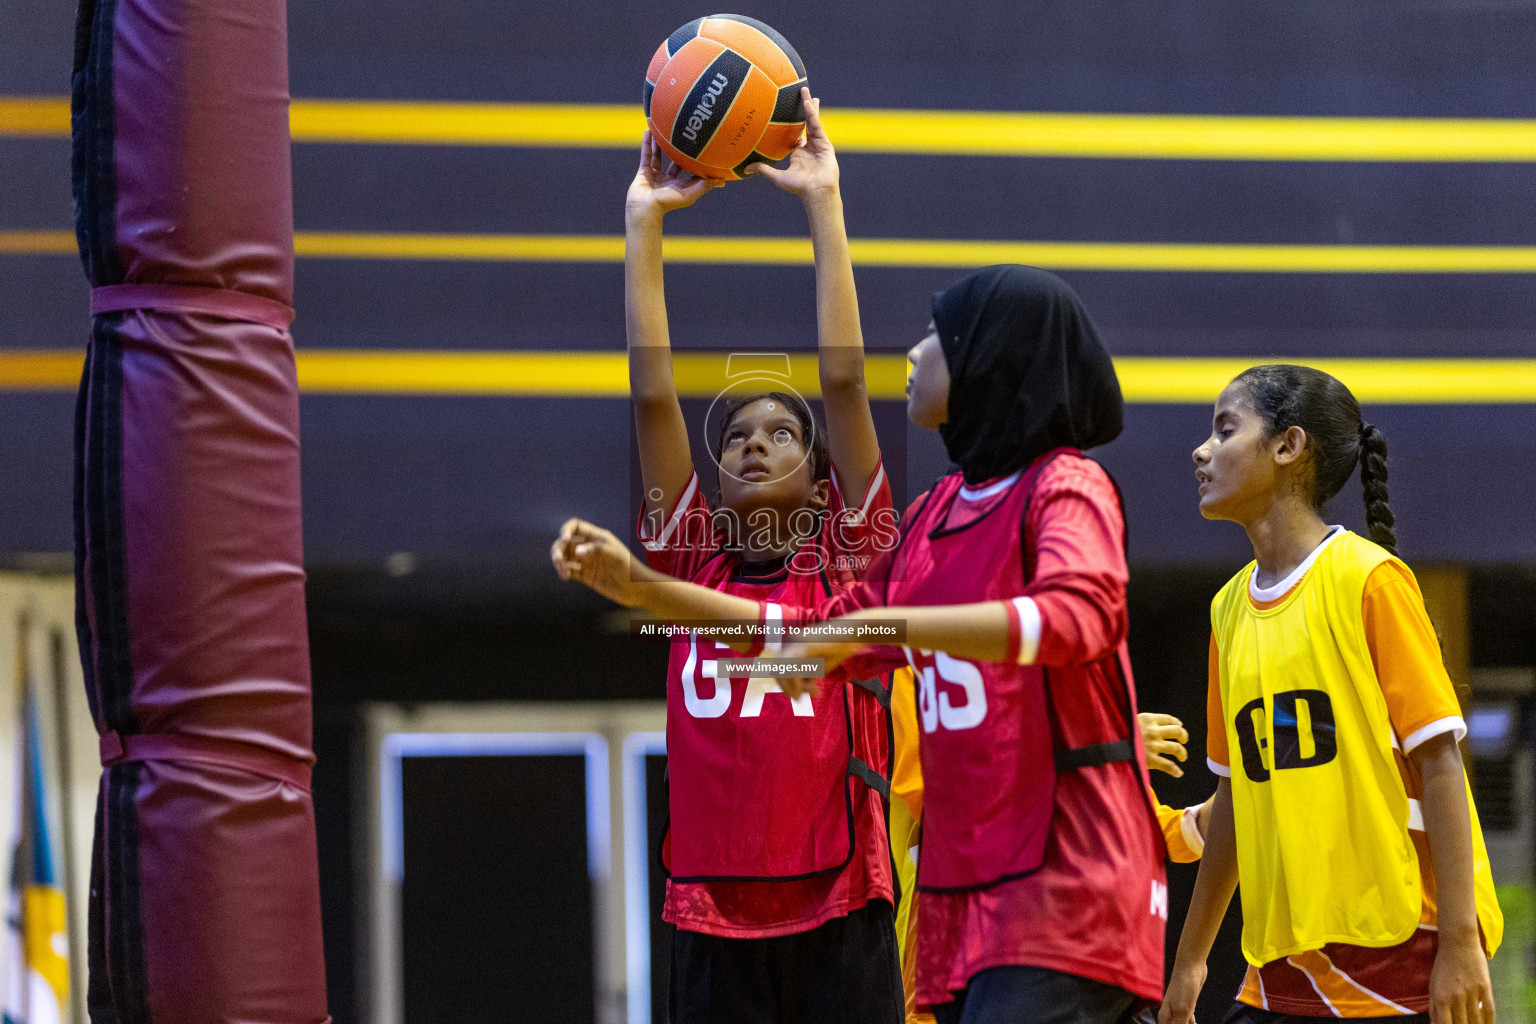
[
  {"xmin": 2, "ymin": 350, "xmax": 1534, "ymax": 403},
  {"xmin": 294, "ymin": 234, "xmax": 1536, "ymax": 272},
  {"xmin": 828, "ymin": 109, "xmax": 1536, "ymax": 162},
  {"xmin": 0, "ymin": 97, "xmax": 66, "ymax": 136},
  {"xmin": 292, "ymin": 101, "xmax": 645, "ymax": 148},
  {"xmin": 11, "ymin": 229, "xmax": 1536, "ymax": 273},
  {"xmin": 300, "ymin": 350, "xmax": 634, "ymax": 395},
  {"xmin": 0, "ymin": 351, "xmax": 86, "ymax": 389},
  {"xmin": 0, "ymin": 231, "xmax": 75, "ymax": 254},
  {"xmin": 7, "ymin": 96, "xmax": 1536, "ymax": 162},
  {"xmin": 1112, "ymin": 357, "xmax": 1536, "ymax": 404}
]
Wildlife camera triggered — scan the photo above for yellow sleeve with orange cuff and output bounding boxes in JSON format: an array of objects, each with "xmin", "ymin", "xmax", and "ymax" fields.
[{"xmin": 890, "ymin": 667, "xmax": 924, "ymax": 825}]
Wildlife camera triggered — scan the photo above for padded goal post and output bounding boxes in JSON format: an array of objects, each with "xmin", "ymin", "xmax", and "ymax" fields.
[{"xmin": 71, "ymin": 0, "xmax": 329, "ymax": 1018}]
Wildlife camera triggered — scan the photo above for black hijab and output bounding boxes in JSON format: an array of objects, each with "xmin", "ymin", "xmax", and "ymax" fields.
[{"xmin": 933, "ymin": 265, "xmax": 1124, "ymax": 484}]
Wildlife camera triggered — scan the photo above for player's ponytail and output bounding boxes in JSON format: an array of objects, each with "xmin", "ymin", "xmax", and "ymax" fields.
[
  {"xmin": 1233, "ymin": 364, "xmax": 1399, "ymax": 555},
  {"xmin": 1358, "ymin": 423, "xmax": 1397, "ymax": 555}
]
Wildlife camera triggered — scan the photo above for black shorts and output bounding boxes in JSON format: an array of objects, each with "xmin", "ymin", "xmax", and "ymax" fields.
[
  {"xmin": 669, "ymin": 897, "xmax": 904, "ymax": 1024},
  {"xmin": 930, "ymin": 965, "xmax": 1141, "ymax": 1024},
  {"xmin": 1221, "ymin": 1004, "xmax": 1429, "ymax": 1024}
]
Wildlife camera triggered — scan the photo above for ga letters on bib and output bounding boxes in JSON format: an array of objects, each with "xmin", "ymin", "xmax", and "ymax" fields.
[{"xmin": 640, "ymin": 464, "xmax": 897, "ymax": 938}]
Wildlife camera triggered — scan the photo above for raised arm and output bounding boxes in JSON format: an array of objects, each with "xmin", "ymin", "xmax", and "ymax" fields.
[
  {"xmin": 626, "ymin": 132, "xmax": 722, "ymax": 520},
  {"xmin": 746, "ymin": 90, "xmax": 881, "ymax": 498}
]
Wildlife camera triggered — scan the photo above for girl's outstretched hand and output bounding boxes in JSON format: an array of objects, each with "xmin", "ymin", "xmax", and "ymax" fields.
[
  {"xmin": 626, "ymin": 130, "xmax": 724, "ymax": 216},
  {"xmin": 1140, "ymin": 712, "xmax": 1191, "ymax": 778},
  {"xmin": 742, "ymin": 88, "xmax": 838, "ymax": 197},
  {"xmin": 551, "ymin": 518, "xmax": 645, "ymax": 607},
  {"xmin": 773, "ymin": 635, "xmax": 861, "ymax": 700}
]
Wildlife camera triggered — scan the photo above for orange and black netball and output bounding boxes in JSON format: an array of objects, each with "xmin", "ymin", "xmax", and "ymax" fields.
[{"xmin": 644, "ymin": 15, "xmax": 808, "ymax": 180}]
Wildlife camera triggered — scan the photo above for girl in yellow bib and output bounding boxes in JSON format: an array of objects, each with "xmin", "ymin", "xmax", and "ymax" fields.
[{"xmin": 1162, "ymin": 365, "xmax": 1501, "ymax": 1024}]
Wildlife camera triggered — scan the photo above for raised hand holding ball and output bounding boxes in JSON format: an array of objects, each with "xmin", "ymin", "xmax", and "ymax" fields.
[{"xmin": 644, "ymin": 14, "xmax": 808, "ymax": 180}]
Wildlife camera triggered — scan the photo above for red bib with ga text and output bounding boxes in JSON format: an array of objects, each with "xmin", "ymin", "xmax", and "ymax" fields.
[{"xmin": 665, "ymin": 599, "xmax": 872, "ymax": 881}]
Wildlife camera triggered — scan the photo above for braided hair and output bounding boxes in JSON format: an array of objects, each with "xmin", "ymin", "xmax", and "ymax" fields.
[{"xmin": 1232, "ymin": 365, "xmax": 1398, "ymax": 555}]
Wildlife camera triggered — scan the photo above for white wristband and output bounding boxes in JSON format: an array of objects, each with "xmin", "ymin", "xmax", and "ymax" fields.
[{"xmin": 1011, "ymin": 597, "xmax": 1041, "ymax": 665}]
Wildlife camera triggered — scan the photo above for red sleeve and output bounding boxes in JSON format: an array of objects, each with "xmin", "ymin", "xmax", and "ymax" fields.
[
  {"xmin": 829, "ymin": 457, "xmax": 892, "ymax": 525},
  {"xmin": 759, "ymin": 487, "xmax": 931, "ymax": 676},
  {"xmin": 821, "ymin": 458, "xmax": 898, "ymax": 583},
  {"xmin": 635, "ymin": 470, "xmax": 716, "ymax": 580},
  {"xmin": 1023, "ymin": 457, "xmax": 1129, "ymax": 668},
  {"xmin": 777, "ymin": 486, "xmax": 927, "ymax": 621}
]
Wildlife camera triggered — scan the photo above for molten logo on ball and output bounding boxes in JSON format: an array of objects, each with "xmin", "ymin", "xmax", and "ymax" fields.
[
  {"xmin": 681, "ymin": 72, "xmax": 731, "ymax": 143},
  {"xmin": 643, "ymin": 14, "xmax": 809, "ymax": 179}
]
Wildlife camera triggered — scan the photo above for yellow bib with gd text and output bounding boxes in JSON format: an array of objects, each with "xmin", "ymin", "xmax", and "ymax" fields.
[{"xmin": 1212, "ymin": 531, "xmax": 1499, "ymax": 964}]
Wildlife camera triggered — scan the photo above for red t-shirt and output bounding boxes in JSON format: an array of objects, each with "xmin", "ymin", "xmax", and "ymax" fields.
[{"xmin": 641, "ymin": 461, "xmax": 897, "ymax": 938}]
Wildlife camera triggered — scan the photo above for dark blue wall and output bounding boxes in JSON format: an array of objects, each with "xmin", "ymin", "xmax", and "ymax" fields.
[{"xmin": 3, "ymin": 0, "xmax": 1535, "ymax": 581}]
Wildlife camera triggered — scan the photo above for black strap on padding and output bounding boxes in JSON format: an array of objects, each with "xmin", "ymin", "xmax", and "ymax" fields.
[
  {"xmin": 848, "ymin": 756, "xmax": 891, "ymax": 800},
  {"xmin": 849, "ymin": 675, "xmax": 890, "ymax": 709},
  {"xmin": 1055, "ymin": 738, "xmax": 1134, "ymax": 772}
]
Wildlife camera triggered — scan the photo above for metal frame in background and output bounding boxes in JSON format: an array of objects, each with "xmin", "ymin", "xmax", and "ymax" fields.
[
  {"xmin": 361, "ymin": 701, "xmax": 665, "ymax": 1024},
  {"xmin": 621, "ymin": 731, "xmax": 667, "ymax": 1024}
]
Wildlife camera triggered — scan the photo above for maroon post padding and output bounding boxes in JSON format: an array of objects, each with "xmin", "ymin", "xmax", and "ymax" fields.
[{"xmin": 71, "ymin": 0, "xmax": 329, "ymax": 1017}]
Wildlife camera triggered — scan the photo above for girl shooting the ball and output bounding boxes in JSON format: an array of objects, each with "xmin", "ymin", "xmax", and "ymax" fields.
[{"xmin": 619, "ymin": 88, "xmax": 904, "ymax": 1024}]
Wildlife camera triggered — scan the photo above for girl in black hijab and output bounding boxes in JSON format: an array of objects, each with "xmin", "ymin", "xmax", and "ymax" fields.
[
  {"xmin": 554, "ymin": 263, "xmax": 1164, "ymax": 1024},
  {"xmin": 912, "ymin": 263, "xmax": 1124, "ymax": 484},
  {"xmin": 792, "ymin": 263, "xmax": 1162, "ymax": 1024}
]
